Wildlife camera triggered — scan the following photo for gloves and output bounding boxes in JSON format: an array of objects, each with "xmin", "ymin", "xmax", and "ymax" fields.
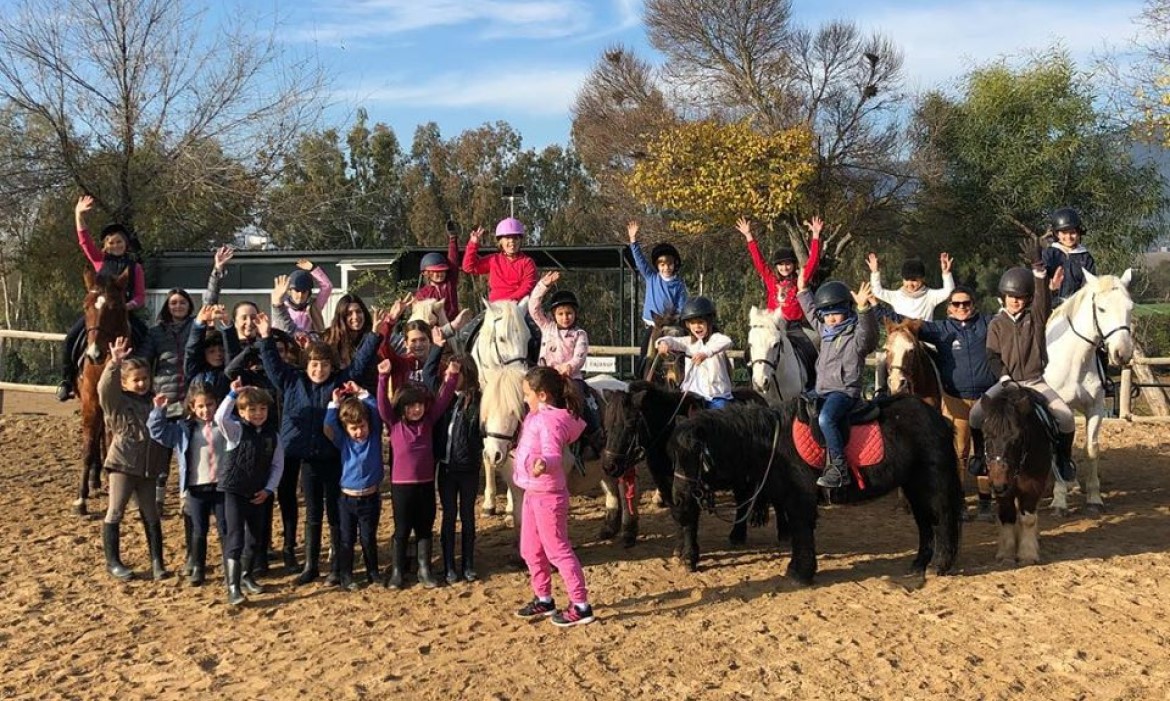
[{"xmin": 1019, "ymin": 237, "xmax": 1044, "ymax": 273}]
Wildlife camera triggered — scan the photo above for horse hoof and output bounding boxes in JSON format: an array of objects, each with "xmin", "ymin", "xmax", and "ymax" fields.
[
  {"xmin": 72, "ymin": 500, "xmax": 87, "ymax": 517},
  {"xmin": 598, "ymin": 527, "xmax": 617, "ymax": 541},
  {"xmin": 996, "ymin": 557, "xmax": 1016, "ymax": 567},
  {"xmin": 1018, "ymin": 557, "xmax": 1039, "ymax": 567},
  {"xmin": 1085, "ymin": 503, "xmax": 1105, "ymax": 518}
]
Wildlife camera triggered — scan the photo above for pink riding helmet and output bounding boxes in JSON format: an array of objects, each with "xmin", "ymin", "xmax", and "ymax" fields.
[{"xmin": 495, "ymin": 217, "xmax": 526, "ymax": 238}]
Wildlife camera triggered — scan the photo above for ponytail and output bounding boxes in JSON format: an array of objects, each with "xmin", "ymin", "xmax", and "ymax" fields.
[{"xmin": 524, "ymin": 366, "xmax": 582, "ymax": 418}]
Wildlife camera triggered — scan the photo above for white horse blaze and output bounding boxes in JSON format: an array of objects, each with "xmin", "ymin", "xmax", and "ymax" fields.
[
  {"xmin": 1016, "ymin": 511, "xmax": 1040, "ymax": 565},
  {"xmin": 885, "ymin": 329, "xmax": 917, "ymax": 392},
  {"xmin": 747, "ymin": 306, "xmax": 803, "ymax": 406},
  {"xmin": 94, "ymin": 295, "xmax": 106, "ymax": 310}
]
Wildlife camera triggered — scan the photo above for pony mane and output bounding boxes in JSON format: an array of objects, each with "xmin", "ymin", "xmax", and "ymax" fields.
[
  {"xmin": 480, "ymin": 365, "xmax": 526, "ymax": 423},
  {"xmin": 981, "ymin": 385, "xmax": 1032, "ymax": 440},
  {"xmin": 1048, "ymin": 273, "xmax": 1124, "ymax": 327}
]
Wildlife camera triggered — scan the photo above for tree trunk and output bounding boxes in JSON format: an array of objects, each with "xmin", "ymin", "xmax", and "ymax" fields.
[{"xmin": 1132, "ymin": 342, "xmax": 1170, "ymax": 417}]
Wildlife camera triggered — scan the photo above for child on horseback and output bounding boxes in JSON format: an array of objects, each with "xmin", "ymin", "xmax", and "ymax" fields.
[
  {"xmin": 98, "ymin": 337, "xmax": 171, "ymax": 581},
  {"xmin": 273, "ymin": 260, "xmax": 333, "ymax": 340},
  {"xmin": 529, "ymin": 271, "xmax": 601, "ymax": 442},
  {"xmin": 868, "ymin": 251, "xmax": 954, "ymax": 396},
  {"xmin": 628, "ymin": 220, "xmax": 688, "ymax": 375},
  {"xmin": 461, "ymin": 218, "xmax": 538, "ymax": 301},
  {"xmin": 324, "ymin": 381, "xmax": 386, "ymax": 590},
  {"xmin": 513, "ymin": 366, "xmax": 594, "ymax": 627},
  {"xmin": 414, "ymin": 221, "xmax": 462, "ymax": 322},
  {"xmin": 376, "ymin": 359, "xmax": 460, "ymax": 590},
  {"xmin": 968, "ymin": 242, "xmax": 1077, "ymax": 482},
  {"xmin": 737, "ymin": 215, "xmax": 822, "ymax": 323},
  {"xmin": 654, "ymin": 296, "xmax": 734, "ymax": 409},
  {"xmin": 434, "ymin": 357, "xmax": 483, "ymax": 583},
  {"xmin": 148, "ymin": 385, "xmax": 229, "ymax": 586},
  {"xmin": 797, "ymin": 277, "xmax": 878, "ymax": 489},
  {"xmin": 214, "ymin": 377, "xmax": 284, "ymax": 606},
  {"xmin": 57, "ymin": 195, "xmax": 148, "ymax": 401}
]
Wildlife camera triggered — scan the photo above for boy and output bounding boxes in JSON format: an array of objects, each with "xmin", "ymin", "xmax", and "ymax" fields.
[
  {"xmin": 628, "ymin": 220, "xmax": 689, "ymax": 375},
  {"xmin": 869, "ymin": 251, "xmax": 954, "ymax": 395}
]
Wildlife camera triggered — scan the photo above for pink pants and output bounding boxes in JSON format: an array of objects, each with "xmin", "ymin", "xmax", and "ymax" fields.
[{"xmin": 521, "ymin": 491, "xmax": 589, "ymax": 604}]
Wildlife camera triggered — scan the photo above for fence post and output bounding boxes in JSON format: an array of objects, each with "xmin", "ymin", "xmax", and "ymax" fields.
[
  {"xmin": 0, "ymin": 335, "xmax": 6, "ymax": 413},
  {"xmin": 1119, "ymin": 366, "xmax": 1132, "ymax": 421}
]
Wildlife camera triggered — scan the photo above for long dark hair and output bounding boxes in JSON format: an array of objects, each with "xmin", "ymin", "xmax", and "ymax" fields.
[
  {"xmin": 454, "ymin": 355, "xmax": 480, "ymax": 409},
  {"xmin": 525, "ymin": 366, "xmax": 582, "ymax": 418},
  {"xmin": 324, "ymin": 293, "xmax": 373, "ymax": 367},
  {"xmin": 157, "ymin": 288, "xmax": 195, "ymax": 324}
]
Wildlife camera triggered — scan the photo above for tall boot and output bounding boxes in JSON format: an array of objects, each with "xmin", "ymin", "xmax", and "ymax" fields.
[
  {"xmin": 967, "ymin": 429, "xmax": 987, "ymax": 476},
  {"xmin": 462, "ymin": 549, "xmax": 477, "ymax": 583},
  {"xmin": 102, "ymin": 522, "xmax": 133, "ymax": 580},
  {"xmin": 384, "ymin": 536, "xmax": 406, "ymax": 589},
  {"xmin": 241, "ymin": 549, "xmax": 264, "ymax": 595},
  {"xmin": 294, "ymin": 523, "xmax": 321, "ymax": 586},
  {"xmin": 1055, "ymin": 431, "xmax": 1077, "ymax": 482},
  {"xmin": 282, "ymin": 514, "xmax": 299, "ymax": 572},
  {"xmin": 338, "ymin": 546, "xmax": 357, "ymax": 591},
  {"xmin": 155, "ymin": 484, "xmax": 168, "ymax": 519},
  {"xmin": 189, "ymin": 535, "xmax": 208, "ymax": 586},
  {"xmin": 182, "ymin": 512, "xmax": 195, "ymax": 576},
  {"xmin": 325, "ymin": 528, "xmax": 341, "ymax": 586},
  {"xmin": 416, "ymin": 538, "xmax": 439, "ymax": 589},
  {"xmin": 362, "ymin": 540, "xmax": 380, "ymax": 585},
  {"xmin": 143, "ymin": 519, "xmax": 169, "ymax": 580},
  {"xmin": 443, "ymin": 532, "xmax": 459, "ymax": 585},
  {"xmin": 225, "ymin": 559, "xmax": 246, "ymax": 606}
]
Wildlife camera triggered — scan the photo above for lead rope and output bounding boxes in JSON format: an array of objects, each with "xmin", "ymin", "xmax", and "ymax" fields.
[{"xmin": 695, "ymin": 420, "xmax": 782, "ymax": 525}]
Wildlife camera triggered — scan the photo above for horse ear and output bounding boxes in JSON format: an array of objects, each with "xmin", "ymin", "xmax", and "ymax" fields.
[
  {"xmin": 1082, "ymin": 268, "xmax": 1098, "ymax": 287},
  {"xmin": 651, "ymin": 311, "xmax": 663, "ymax": 325},
  {"xmin": 907, "ymin": 319, "xmax": 923, "ymax": 333},
  {"xmin": 482, "ymin": 298, "xmax": 493, "ymax": 314},
  {"xmin": 1120, "ymin": 268, "xmax": 1133, "ymax": 288},
  {"xmin": 770, "ymin": 307, "xmax": 785, "ymax": 325},
  {"xmin": 630, "ymin": 387, "xmax": 648, "ymax": 412},
  {"xmin": 883, "ymin": 318, "xmax": 894, "ymax": 333}
]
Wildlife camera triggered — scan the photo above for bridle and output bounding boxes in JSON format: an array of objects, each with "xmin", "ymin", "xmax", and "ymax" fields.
[
  {"xmin": 1067, "ymin": 292, "xmax": 1130, "ymax": 348},
  {"xmin": 482, "ymin": 315, "xmax": 528, "ymax": 368},
  {"xmin": 673, "ymin": 421, "xmax": 782, "ymax": 525}
]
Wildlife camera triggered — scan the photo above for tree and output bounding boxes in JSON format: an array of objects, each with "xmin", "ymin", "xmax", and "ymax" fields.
[{"xmin": 0, "ymin": 0, "xmax": 325, "ymax": 241}]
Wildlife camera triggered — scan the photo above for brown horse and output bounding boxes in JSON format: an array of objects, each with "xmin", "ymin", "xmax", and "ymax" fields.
[
  {"xmin": 643, "ymin": 311, "xmax": 685, "ymax": 388},
  {"xmin": 72, "ymin": 268, "xmax": 131, "ymax": 516},
  {"xmin": 882, "ymin": 318, "xmax": 941, "ymax": 408}
]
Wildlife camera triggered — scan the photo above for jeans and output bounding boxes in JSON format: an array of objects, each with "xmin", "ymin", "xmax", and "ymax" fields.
[
  {"xmin": 438, "ymin": 467, "xmax": 478, "ymax": 569},
  {"xmin": 818, "ymin": 392, "xmax": 855, "ymax": 460},
  {"xmin": 706, "ymin": 396, "xmax": 731, "ymax": 410},
  {"xmin": 338, "ymin": 493, "xmax": 381, "ymax": 577},
  {"xmin": 390, "ymin": 482, "xmax": 436, "ymax": 541},
  {"xmin": 222, "ymin": 492, "xmax": 267, "ymax": 561}
]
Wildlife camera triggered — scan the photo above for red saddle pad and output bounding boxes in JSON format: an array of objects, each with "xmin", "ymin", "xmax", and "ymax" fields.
[{"xmin": 793, "ymin": 420, "xmax": 885, "ymax": 489}]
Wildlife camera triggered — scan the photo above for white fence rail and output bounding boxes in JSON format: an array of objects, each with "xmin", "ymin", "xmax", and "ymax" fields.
[{"xmin": 0, "ymin": 329, "xmax": 67, "ymax": 411}]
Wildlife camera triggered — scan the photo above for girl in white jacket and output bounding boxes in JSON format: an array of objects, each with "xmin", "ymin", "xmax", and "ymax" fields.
[{"xmin": 656, "ymin": 296, "xmax": 734, "ymax": 408}]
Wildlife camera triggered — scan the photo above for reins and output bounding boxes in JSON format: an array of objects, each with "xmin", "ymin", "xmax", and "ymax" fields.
[
  {"xmin": 1066, "ymin": 292, "xmax": 1130, "ymax": 347},
  {"xmin": 674, "ymin": 420, "xmax": 782, "ymax": 526}
]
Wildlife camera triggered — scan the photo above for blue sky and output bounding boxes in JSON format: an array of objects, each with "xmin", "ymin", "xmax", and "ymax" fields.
[{"xmin": 280, "ymin": 0, "xmax": 1148, "ymax": 150}]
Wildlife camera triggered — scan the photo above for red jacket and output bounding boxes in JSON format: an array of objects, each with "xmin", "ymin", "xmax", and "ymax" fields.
[
  {"xmin": 461, "ymin": 241, "xmax": 537, "ymax": 302},
  {"xmin": 413, "ymin": 235, "xmax": 461, "ymax": 320},
  {"xmin": 747, "ymin": 238, "xmax": 820, "ymax": 321}
]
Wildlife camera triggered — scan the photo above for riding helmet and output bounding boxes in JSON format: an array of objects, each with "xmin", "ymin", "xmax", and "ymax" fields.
[
  {"xmin": 998, "ymin": 267, "xmax": 1036, "ymax": 297},
  {"xmin": 680, "ymin": 296, "xmax": 717, "ymax": 322},
  {"xmin": 813, "ymin": 280, "xmax": 853, "ymax": 311},
  {"xmin": 419, "ymin": 252, "xmax": 449, "ymax": 273},
  {"xmin": 650, "ymin": 242, "xmax": 682, "ymax": 270},
  {"xmin": 495, "ymin": 217, "xmax": 526, "ymax": 238},
  {"xmin": 773, "ymin": 247, "xmax": 798, "ymax": 265},
  {"xmin": 900, "ymin": 258, "xmax": 927, "ymax": 280},
  {"xmin": 545, "ymin": 290, "xmax": 579, "ymax": 312},
  {"xmin": 1050, "ymin": 207, "xmax": 1084, "ymax": 234},
  {"xmin": 289, "ymin": 269, "xmax": 314, "ymax": 292}
]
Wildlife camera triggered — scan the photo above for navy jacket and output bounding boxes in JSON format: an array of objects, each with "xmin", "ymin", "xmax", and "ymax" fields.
[
  {"xmin": 876, "ymin": 306, "xmax": 996, "ymax": 400},
  {"xmin": 1043, "ymin": 244, "xmax": 1096, "ymax": 299},
  {"xmin": 260, "ymin": 332, "xmax": 381, "ymax": 462}
]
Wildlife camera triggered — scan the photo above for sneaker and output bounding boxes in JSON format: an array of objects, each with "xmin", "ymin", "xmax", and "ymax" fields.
[
  {"xmin": 515, "ymin": 598, "xmax": 557, "ymax": 618},
  {"xmin": 551, "ymin": 604, "xmax": 596, "ymax": 627}
]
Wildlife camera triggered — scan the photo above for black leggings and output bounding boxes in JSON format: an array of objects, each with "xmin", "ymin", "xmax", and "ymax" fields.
[
  {"xmin": 274, "ymin": 455, "xmax": 302, "ymax": 550},
  {"xmin": 438, "ymin": 468, "xmax": 477, "ymax": 568},
  {"xmin": 391, "ymin": 482, "xmax": 436, "ymax": 542}
]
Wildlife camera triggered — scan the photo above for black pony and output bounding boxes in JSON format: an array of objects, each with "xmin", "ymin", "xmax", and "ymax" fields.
[
  {"xmin": 601, "ymin": 380, "xmax": 767, "ymax": 545},
  {"xmin": 668, "ymin": 397, "xmax": 962, "ymax": 583}
]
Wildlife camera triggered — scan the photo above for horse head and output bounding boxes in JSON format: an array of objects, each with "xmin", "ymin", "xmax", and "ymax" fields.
[
  {"xmin": 883, "ymin": 318, "xmax": 925, "ymax": 395},
  {"xmin": 645, "ymin": 311, "xmax": 685, "ymax": 385},
  {"xmin": 1082, "ymin": 269, "xmax": 1135, "ymax": 367},
  {"xmin": 473, "ymin": 298, "xmax": 530, "ymax": 372},
  {"xmin": 981, "ymin": 386, "xmax": 1036, "ymax": 497},
  {"xmin": 601, "ymin": 388, "xmax": 641, "ymax": 477},
  {"xmin": 747, "ymin": 306, "xmax": 789, "ymax": 396},
  {"xmin": 407, "ymin": 298, "xmax": 449, "ymax": 329},
  {"xmin": 479, "ymin": 364, "xmax": 526, "ymax": 469},
  {"xmin": 82, "ymin": 267, "xmax": 130, "ymax": 363}
]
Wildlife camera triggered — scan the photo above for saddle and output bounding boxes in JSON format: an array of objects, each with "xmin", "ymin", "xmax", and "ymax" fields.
[
  {"xmin": 792, "ymin": 394, "xmax": 885, "ymax": 488},
  {"xmin": 1020, "ymin": 387, "xmax": 1062, "ymax": 445}
]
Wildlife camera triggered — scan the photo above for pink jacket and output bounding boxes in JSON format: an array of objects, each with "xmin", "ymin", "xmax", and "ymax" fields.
[
  {"xmin": 77, "ymin": 228, "xmax": 146, "ymax": 309},
  {"xmin": 529, "ymin": 281, "xmax": 589, "ymax": 379},
  {"xmin": 512, "ymin": 405, "xmax": 585, "ymax": 494},
  {"xmin": 283, "ymin": 266, "xmax": 333, "ymax": 335}
]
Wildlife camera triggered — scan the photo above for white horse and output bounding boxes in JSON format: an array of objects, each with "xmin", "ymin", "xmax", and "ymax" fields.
[
  {"xmin": 746, "ymin": 305, "xmax": 805, "ymax": 405},
  {"xmin": 1044, "ymin": 269, "xmax": 1134, "ymax": 517},
  {"xmin": 407, "ymin": 298, "xmax": 449, "ymax": 328}
]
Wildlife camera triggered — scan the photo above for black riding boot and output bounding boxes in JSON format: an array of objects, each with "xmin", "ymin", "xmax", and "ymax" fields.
[
  {"xmin": 241, "ymin": 550, "xmax": 264, "ymax": 595},
  {"xmin": 968, "ymin": 428, "xmax": 987, "ymax": 476},
  {"xmin": 57, "ymin": 364, "xmax": 76, "ymax": 402},
  {"xmin": 384, "ymin": 536, "xmax": 407, "ymax": 589},
  {"xmin": 1055, "ymin": 431, "xmax": 1077, "ymax": 482},
  {"xmin": 417, "ymin": 538, "xmax": 439, "ymax": 589},
  {"xmin": 102, "ymin": 522, "xmax": 132, "ymax": 580},
  {"xmin": 361, "ymin": 541, "xmax": 380, "ymax": 585},
  {"xmin": 338, "ymin": 547, "xmax": 358, "ymax": 591},
  {"xmin": 294, "ymin": 523, "xmax": 321, "ymax": 586},
  {"xmin": 462, "ymin": 549, "xmax": 477, "ymax": 582},
  {"xmin": 143, "ymin": 519, "xmax": 169, "ymax": 580},
  {"xmin": 225, "ymin": 559, "xmax": 246, "ymax": 606},
  {"xmin": 189, "ymin": 535, "xmax": 208, "ymax": 586}
]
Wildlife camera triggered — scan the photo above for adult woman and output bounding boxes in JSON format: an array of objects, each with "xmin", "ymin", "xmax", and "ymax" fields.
[{"xmin": 324, "ymin": 293, "xmax": 377, "ymax": 392}]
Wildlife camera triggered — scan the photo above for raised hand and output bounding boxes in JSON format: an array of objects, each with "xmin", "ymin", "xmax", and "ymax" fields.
[
  {"xmin": 271, "ymin": 274, "xmax": 289, "ymax": 305},
  {"xmin": 735, "ymin": 217, "xmax": 753, "ymax": 241},
  {"xmin": 1050, "ymin": 266, "xmax": 1065, "ymax": 291},
  {"xmin": 804, "ymin": 216, "xmax": 823, "ymax": 239},
  {"xmin": 866, "ymin": 252, "xmax": 879, "ymax": 273},
  {"xmin": 76, "ymin": 195, "xmax": 95, "ymax": 215},
  {"xmin": 540, "ymin": 271, "xmax": 560, "ymax": 287},
  {"xmin": 196, "ymin": 304, "xmax": 217, "ymax": 324},
  {"xmin": 230, "ymin": 376, "xmax": 246, "ymax": 393},
  {"xmin": 939, "ymin": 252, "xmax": 953, "ymax": 274},
  {"xmin": 255, "ymin": 311, "xmax": 271, "ymax": 338},
  {"xmin": 109, "ymin": 336, "xmax": 132, "ymax": 363},
  {"xmin": 446, "ymin": 359, "xmax": 461, "ymax": 378},
  {"xmin": 853, "ymin": 281, "xmax": 873, "ymax": 308},
  {"xmin": 388, "ymin": 293, "xmax": 414, "ymax": 321},
  {"xmin": 378, "ymin": 359, "xmax": 392, "ymax": 376},
  {"xmin": 431, "ymin": 325, "xmax": 446, "ymax": 347},
  {"xmin": 627, "ymin": 220, "xmax": 639, "ymax": 243},
  {"xmin": 153, "ymin": 395, "xmax": 169, "ymax": 409},
  {"xmin": 344, "ymin": 380, "xmax": 362, "ymax": 395},
  {"xmin": 295, "ymin": 259, "xmax": 314, "ymax": 271},
  {"xmin": 1019, "ymin": 237, "xmax": 1043, "ymax": 269},
  {"xmin": 469, "ymin": 226, "xmax": 485, "ymax": 245},
  {"xmin": 451, "ymin": 308, "xmax": 472, "ymax": 330},
  {"xmin": 331, "ymin": 386, "xmax": 346, "ymax": 404},
  {"xmin": 214, "ymin": 245, "xmax": 235, "ymax": 272}
]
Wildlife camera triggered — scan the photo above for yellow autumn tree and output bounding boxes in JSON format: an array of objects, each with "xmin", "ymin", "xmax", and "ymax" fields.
[{"xmin": 626, "ymin": 119, "xmax": 816, "ymax": 235}]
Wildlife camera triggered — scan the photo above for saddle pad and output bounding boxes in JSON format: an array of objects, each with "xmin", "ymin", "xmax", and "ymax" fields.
[{"xmin": 793, "ymin": 421, "xmax": 885, "ymax": 486}]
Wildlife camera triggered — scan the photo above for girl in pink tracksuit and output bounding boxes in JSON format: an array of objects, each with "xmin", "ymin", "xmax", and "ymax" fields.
[{"xmin": 512, "ymin": 366, "xmax": 594, "ymax": 627}]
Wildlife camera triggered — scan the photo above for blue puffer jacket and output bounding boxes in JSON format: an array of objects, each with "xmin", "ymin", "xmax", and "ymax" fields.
[
  {"xmin": 259, "ymin": 332, "xmax": 381, "ymax": 461},
  {"xmin": 875, "ymin": 306, "xmax": 996, "ymax": 400}
]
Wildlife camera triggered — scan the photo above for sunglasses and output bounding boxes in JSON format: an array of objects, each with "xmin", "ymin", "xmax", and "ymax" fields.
[{"xmin": 949, "ymin": 300, "xmax": 973, "ymax": 308}]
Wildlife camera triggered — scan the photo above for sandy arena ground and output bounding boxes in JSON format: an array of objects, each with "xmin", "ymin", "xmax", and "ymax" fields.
[{"xmin": 1, "ymin": 393, "xmax": 1168, "ymax": 700}]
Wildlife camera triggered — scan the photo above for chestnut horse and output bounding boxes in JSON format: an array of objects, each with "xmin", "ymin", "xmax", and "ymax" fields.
[
  {"xmin": 642, "ymin": 311, "xmax": 685, "ymax": 388},
  {"xmin": 882, "ymin": 318, "xmax": 941, "ymax": 409},
  {"xmin": 72, "ymin": 268, "xmax": 131, "ymax": 516}
]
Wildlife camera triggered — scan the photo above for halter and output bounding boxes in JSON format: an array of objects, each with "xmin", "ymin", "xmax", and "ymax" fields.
[
  {"xmin": 674, "ymin": 421, "xmax": 782, "ymax": 525},
  {"xmin": 483, "ymin": 426, "xmax": 519, "ymax": 445},
  {"xmin": 1067, "ymin": 292, "xmax": 1130, "ymax": 348}
]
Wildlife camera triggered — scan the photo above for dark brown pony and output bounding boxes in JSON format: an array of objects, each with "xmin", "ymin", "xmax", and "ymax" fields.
[
  {"xmin": 643, "ymin": 311, "xmax": 685, "ymax": 388},
  {"xmin": 981, "ymin": 384, "xmax": 1053, "ymax": 566},
  {"xmin": 72, "ymin": 268, "xmax": 131, "ymax": 516},
  {"xmin": 882, "ymin": 318, "xmax": 941, "ymax": 408}
]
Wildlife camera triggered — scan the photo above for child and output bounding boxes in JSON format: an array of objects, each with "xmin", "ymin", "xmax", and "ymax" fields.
[
  {"xmin": 737, "ymin": 215, "xmax": 822, "ymax": 323},
  {"xmin": 1043, "ymin": 207, "xmax": 1096, "ymax": 301},
  {"xmin": 655, "ymin": 297, "xmax": 733, "ymax": 409},
  {"xmin": 258, "ymin": 310, "xmax": 382, "ymax": 587},
  {"xmin": 214, "ymin": 378, "xmax": 284, "ymax": 606},
  {"xmin": 185, "ymin": 305, "xmax": 231, "ymax": 399},
  {"xmin": 148, "ymin": 386, "xmax": 228, "ymax": 586},
  {"xmin": 461, "ymin": 218, "xmax": 538, "ymax": 302},
  {"xmin": 377, "ymin": 359, "xmax": 459, "ymax": 589},
  {"xmin": 324, "ymin": 381, "xmax": 385, "ymax": 590},
  {"xmin": 868, "ymin": 251, "xmax": 954, "ymax": 394},
  {"xmin": 968, "ymin": 244, "xmax": 1077, "ymax": 481},
  {"xmin": 414, "ymin": 221, "xmax": 462, "ymax": 322},
  {"xmin": 628, "ymin": 220, "xmax": 689, "ymax": 375},
  {"xmin": 797, "ymin": 277, "xmax": 878, "ymax": 489},
  {"xmin": 529, "ymin": 271, "xmax": 600, "ymax": 438},
  {"xmin": 512, "ymin": 366, "xmax": 594, "ymax": 627},
  {"xmin": 274, "ymin": 260, "xmax": 333, "ymax": 339},
  {"xmin": 434, "ymin": 357, "xmax": 484, "ymax": 583},
  {"xmin": 57, "ymin": 195, "xmax": 148, "ymax": 401},
  {"xmin": 98, "ymin": 337, "xmax": 170, "ymax": 581},
  {"xmin": 377, "ymin": 298, "xmax": 446, "ymax": 395}
]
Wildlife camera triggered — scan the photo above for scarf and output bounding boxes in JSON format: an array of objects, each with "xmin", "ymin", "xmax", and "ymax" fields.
[{"xmin": 820, "ymin": 312, "xmax": 857, "ymax": 343}]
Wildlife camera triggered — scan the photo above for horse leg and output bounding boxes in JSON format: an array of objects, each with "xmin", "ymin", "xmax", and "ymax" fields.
[
  {"xmin": 783, "ymin": 490, "xmax": 818, "ymax": 586},
  {"xmin": 900, "ymin": 484, "xmax": 936, "ymax": 578},
  {"xmin": 598, "ymin": 476, "xmax": 621, "ymax": 541},
  {"xmin": 74, "ymin": 428, "xmax": 100, "ymax": 516},
  {"xmin": 1016, "ymin": 486, "xmax": 1043, "ymax": 565},
  {"xmin": 652, "ymin": 489, "xmax": 666, "ymax": 508},
  {"xmin": 772, "ymin": 497, "xmax": 789, "ymax": 546},
  {"xmin": 1050, "ymin": 476, "xmax": 1071, "ymax": 518},
  {"xmin": 727, "ymin": 485, "xmax": 750, "ymax": 546},
  {"xmin": 995, "ymin": 497, "xmax": 1018, "ymax": 566},
  {"xmin": 480, "ymin": 456, "xmax": 497, "ymax": 516},
  {"xmin": 1083, "ymin": 411, "xmax": 1105, "ymax": 516},
  {"xmin": 619, "ymin": 469, "xmax": 639, "ymax": 548}
]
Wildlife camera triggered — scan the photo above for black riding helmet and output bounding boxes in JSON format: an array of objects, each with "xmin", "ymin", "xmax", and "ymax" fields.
[
  {"xmin": 680, "ymin": 296, "xmax": 716, "ymax": 322},
  {"xmin": 289, "ymin": 269, "xmax": 314, "ymax": 292},
  {"xmin": 544, "ymin": 290, "xmax": 579, "ymax": 312},
  {"xmin": 650, "ymin": 242, "xmax": 682, "ymax": 271},
  {"xmin": 998, "ymin": 267, "xmax": 1035, "ymax": 297},
  {"xmin": 773, "ymin": 247, "xmax": 798, "ymax": 265},
  {"xmin": 1050, "ymin": 207, "xmax": 1083, "ymax": 233},
  {"xmin": 419, "ymin": 252, "xmax": 449, "ymax": 272},
  {"xmin": 900, "ymin": 258, "xmax": 927, "ymax": 280},
  {"xmin": 813, "ymin": 280, "xmax": 853, "ymax": 311}
]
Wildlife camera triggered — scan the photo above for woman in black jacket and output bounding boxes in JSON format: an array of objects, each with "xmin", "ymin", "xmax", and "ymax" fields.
[{"xmin": 433, "ymin": 356, "xmax": 484, "ymax": 583}]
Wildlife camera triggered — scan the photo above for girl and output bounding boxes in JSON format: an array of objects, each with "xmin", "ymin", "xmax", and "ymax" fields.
[
  {"xmin": 512, "ymin": 366, "xmax": 593, "ymax": 627},
  {"xmin": 737, "ymin": 215, "xmax": 823, "ymax": 322},
  {"xmin": 98, "ymin": 337, "xmax": 170, "ymax": 581},
  {"xmin": 273, "ymin": 260, "xmax": 333, "ymax": 338},
  {"xmin": 529, "ymin": 271, "xmax": 600, "ymax": 438},
  {"xmin": 148, "ymin": 385, "xmax": 228, "ymax": 586},
  {"xmin": 214, "ymin": 378, "xmax": 284, "ymax": 606},
  {"xmin": 377, "ymin": 298, "xmax": 445, "ymax": 395},
  {"xmin": 461, "ymin": 218, "xmax": 537, "ymax": 303},
  {"xmin": 57, "ymin": 195, "xmax": 148, "ymax": 401},
  {"xmin": 655, "ymin": 296, "xmax": 734, "ymax": 409},
  {"xmin": 627, "ymin": 220, "xmax": 689, "ymax": 376},
  {"xmin": 796, "ymin": 278, "xmax": 877, "ymax": 489},
  {"xmin": 434, "ymin": 357, "xmax": 483, "ymax": 583},
  {"xmin": 185, "ymin": 305, "xmax": 230, "ymax": 399},
  {"xmin": 414, "ymin": 222, "xmax": 461, "ymax": 321},
  {"xmin": 1043, "ymin": 207, "xmax": 1096, "ymax": 300},
  {"xmin": 324, "ymin": 293, "xmax": 378, "ymax": 392},
  {"xmin": 376, "ymin": 359, "xmax": 459, "ymax": 589},
  {"xmin": 224, "ymin": 300, "xmax": 262, "ymax": 366}
]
